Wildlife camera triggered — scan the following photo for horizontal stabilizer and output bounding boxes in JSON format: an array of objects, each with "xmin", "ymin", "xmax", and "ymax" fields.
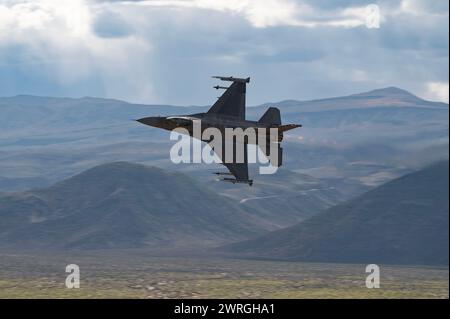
[{"xmin": 279, "ymin": 124, "xmax": 302, "ymax": 132}]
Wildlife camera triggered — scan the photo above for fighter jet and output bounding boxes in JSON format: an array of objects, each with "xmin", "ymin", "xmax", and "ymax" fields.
[{"xmin": 136, "ymin": 76, "xmax": 301, "ymax": 185}]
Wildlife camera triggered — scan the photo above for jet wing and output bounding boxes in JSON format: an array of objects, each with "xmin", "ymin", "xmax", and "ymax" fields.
[
  {"xmin": 208, "ymin": 140, "xmax": 252, "ymax": 185},
  {"xmin": 223, "ymin": 162, "xmax": 249, "ymax": 182},
  {"xmin": 207, "ymin": 80, "xmax": 247, "ymax": 120}
]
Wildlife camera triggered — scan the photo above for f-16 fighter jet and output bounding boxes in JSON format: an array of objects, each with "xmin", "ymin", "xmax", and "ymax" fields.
[{"xmin": 136, "ymin": 76, "xmax": 301, "ymax": 185}]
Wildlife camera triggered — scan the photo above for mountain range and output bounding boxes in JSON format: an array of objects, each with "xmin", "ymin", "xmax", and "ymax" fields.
[
  {"xmin": 0, "ymin": 88, "xmax": 447, "ymax": 226},
  {"xmin": 0, "ymin": 162, "xmax": 273, "ymax": 250},
  {"xmin": 0, "ymin": 87, "xmax": 447, "ymax": 192},
  {"xmin": 1, "ymin": 160, "xmax": 447, "ymax": 266},
  {"xmin": 221, "ymin": 161, "xmax": 449, "ymax": 266},
  {"xmin": 0, "ymin": 87, "xmax": 448, "ymax": 263}
]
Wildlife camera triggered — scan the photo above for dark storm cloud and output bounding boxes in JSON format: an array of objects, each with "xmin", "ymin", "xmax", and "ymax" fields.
[
  {"xmin": 116, "ymin": 1, "xmax": 447, "ymax": 104},
  {"xmin": 0, "ymin": 0, "xmax": 448, "ymax": 104}
]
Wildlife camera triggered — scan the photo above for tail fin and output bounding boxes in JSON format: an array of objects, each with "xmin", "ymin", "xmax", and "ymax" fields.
[{"xmin": 258, "ymin": 107, "xmax": 281, "ymax": 125}]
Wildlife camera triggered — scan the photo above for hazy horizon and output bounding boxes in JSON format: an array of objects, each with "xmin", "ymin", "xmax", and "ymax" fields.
[{"xmin": 1, "ymin": 85, "xmax": 448, "ymax": 107}]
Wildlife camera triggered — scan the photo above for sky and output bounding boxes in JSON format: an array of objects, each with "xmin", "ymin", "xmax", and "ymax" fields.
[{"xmin": 0, "ymin": 0, "xmax": 448, "ymax": 105}]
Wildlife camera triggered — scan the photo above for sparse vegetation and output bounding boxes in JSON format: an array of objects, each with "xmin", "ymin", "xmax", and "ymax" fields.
[{"xmin": 0, "ymin": 252, "xmax": 447, "ymax": 299}]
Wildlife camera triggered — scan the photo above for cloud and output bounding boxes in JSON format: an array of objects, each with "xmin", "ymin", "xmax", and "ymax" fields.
[
  {"xmin": 0, "ymin": 0, "xmax": 155, "ymax": 101},
  {"xmin": 423, "ymin": 82, "xmax": 449, "ymax": 103},
  {"xmin": 0, "ymin": 0, "xmax": 448, "ymax": 105},
  {"xmin": 400, "ymin": 0, "xmax": 449, "ymax": 15},
  {"xmin": 0, "ymin": 0, "xmax": 91, "ymax": 38},
  {"xmin": 111, "ymin": 0, "xmax": 377, "ymax": 28}
]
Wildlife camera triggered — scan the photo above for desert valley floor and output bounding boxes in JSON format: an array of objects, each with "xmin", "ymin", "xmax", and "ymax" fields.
[{"xmin": 0, "ymin": 251, "xmax": 448, "ymax": 299}]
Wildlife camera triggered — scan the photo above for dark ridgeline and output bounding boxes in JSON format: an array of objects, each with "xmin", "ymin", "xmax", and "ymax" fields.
[
  {"xmin": 221, "ymin": 161, "xmax": 449, "ymax": 266},
  {"xmin": 0, "ymin": 162, "xmax": 273, "ymax": 251}
]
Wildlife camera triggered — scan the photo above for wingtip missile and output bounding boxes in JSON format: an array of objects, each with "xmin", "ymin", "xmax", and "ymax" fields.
[
  {"xmin": 213, "ymin": 85, "xmax": 228, "ymax": 90},
  {"xmin": 212, "ymin": 76, "xmax": 250, "ymax": 83},
  {"xmin": 221, "ymin": 177, "xmax": 253, "ymax": 186},
  {"xmin": 214, "ymin": 172, "xmax": 233, "ymax": 175}
]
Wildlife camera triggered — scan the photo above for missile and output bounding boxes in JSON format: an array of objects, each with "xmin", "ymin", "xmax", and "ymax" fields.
[
  {"xmin": 213, "ymin": 85, "xmax": 228, "ymax": 90},
  {"xmin": 212, "ymin": 76, "xmax": 250, "ymax": 83},
  {"xmin": 221, "ymin": 177, "xmax": 253, "ymax": 186}
]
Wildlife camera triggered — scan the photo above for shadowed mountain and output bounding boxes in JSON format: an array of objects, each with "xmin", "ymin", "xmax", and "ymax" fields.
[
  {"xmin": 0, "ymin": 162, "xmax": 278, "ymax": 251},
  {"xmin": 221, "ymin": 161, "xmax": 449, "ymax": 266}
]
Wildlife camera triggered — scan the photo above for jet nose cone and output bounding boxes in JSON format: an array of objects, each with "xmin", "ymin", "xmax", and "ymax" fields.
[{"xmin": 136, "ymin": 116, "xmax": 163, "ymax": 127}]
